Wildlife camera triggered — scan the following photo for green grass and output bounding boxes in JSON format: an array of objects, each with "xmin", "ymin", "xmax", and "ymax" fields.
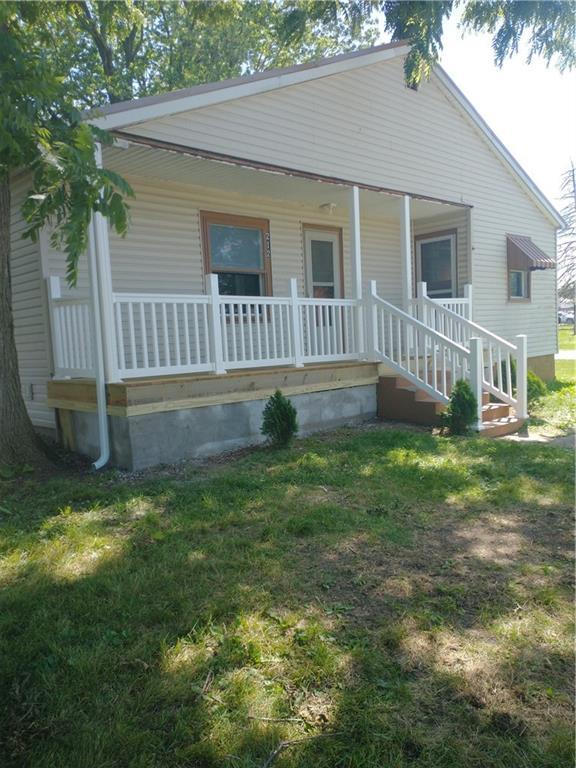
[
  {"xmin": 558, "ymin": 325, "xmax": 576, "ymax": 351},
  {"xmin": 527, "ymin": 353, "xmax": 575, "ymax": 436},
  {"xmin": 0, "ymin": 429, "xmax": 573, "ymax": 768}
]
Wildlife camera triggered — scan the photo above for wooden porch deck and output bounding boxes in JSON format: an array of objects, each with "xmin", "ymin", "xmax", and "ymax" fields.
[{"xmin": 47, "ymin": 361, "xmax": 381, "ymax": 418}]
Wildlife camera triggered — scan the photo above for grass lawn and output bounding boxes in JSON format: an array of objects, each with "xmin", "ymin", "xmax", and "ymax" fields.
[
  {"xmin": 558, "ymin": 325, "xmax": 576, "ymax": 351},
  {"xmin": 0, "ymin": 424, "xmax": 574, "ymax": 767}
]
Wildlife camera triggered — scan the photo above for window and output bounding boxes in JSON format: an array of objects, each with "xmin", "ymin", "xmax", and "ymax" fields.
[
  {"xmin": 201, "ymin": 211, "xmax": 271, "ymax": 296},
  {"xmin": 303, "ymin": 227, "xmax": 343, "ymax": 299},
  {"xmin": 415, "ymin": 231, "xmax": 457, "ymax": 298},
  {"xmin": 509, "ymin": 269, "xmax": 528, "ymax": 299}
]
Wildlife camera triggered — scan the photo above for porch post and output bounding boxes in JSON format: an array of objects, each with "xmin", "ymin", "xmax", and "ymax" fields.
[
  {"xmin": 416, "ymin": 281, "xmax": 428, "ymax": 326},
  {"xmin": 93, "ymin": 142, "xmax": 120, "ymax": 382},
  {"xmin": 207, "ymin": 273, "xmax": 226, "ymax": 374},
  {"xmin": 400, "ymin": 194, "xmax": 412, "ymax": 312},
  {"xmin": 515, "ymin": 334, "xmax": 528, "ymax": 420},
  {"xmin": 464, "ymin": 283, "xmax": 473, "ymax": 320},
  {"xmin": 469, "ymin": 336, "xmax": 484, "ymax": 430},
  {"xmin": 349, "ymin": 185, "xmax": 364, "ymax": 354},
  {"xmin": 290, "ymin": 278, "xmax": 304, "ymax": 367}
]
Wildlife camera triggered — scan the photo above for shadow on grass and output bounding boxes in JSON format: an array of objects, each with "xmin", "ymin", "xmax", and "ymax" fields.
[{"xmin": 0, "ymin": 429, "xmax": 573, "ymax": 767}]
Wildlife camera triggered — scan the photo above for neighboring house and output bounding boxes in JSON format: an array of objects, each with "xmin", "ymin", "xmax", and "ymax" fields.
[{"xmin": 10, "ymin": 42, "xmax": 562, "ymax": 469}]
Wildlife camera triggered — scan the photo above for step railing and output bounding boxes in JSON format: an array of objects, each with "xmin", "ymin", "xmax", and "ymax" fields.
[
  {"xmin": 433, "ymin": 285, "xmax": 472, "ymax": 319},
  {"xmin": 410, "ymin": 282, "xmax": 527, "ymax": 417},
  {"xmin": 368, "ymin": 281, "xmax": 480, "ymax": 409}
]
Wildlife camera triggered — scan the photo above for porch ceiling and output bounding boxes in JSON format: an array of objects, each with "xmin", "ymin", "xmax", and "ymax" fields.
[{"xmin": 104, "ymin": 143, "xmax": 462, "ymax": 221}]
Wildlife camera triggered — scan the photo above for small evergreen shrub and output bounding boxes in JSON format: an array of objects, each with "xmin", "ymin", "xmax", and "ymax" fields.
[
  {"xmin": 440, "ymin": 379, "xmax": 478, "ymax": 435},
  {"xmin": 261, "ymin": 390, "xmax": 298, "ymax": 447},
  {"xmin": 527, "ymin": 370, "xmax": 547, "ymax": 405}
]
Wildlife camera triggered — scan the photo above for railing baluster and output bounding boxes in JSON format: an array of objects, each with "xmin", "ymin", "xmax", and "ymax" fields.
[
  {"xmin": 239, "ymin": 302, "xmax": 246, "ymax": 362},
  {"xmin": 140, "ymin": 302, "xmax": 150, "ymax": 370},
  {"xmin": 192, "ymin": 304, "xmax": 200, "ymax": 365},
  {"xmin": 173, "ymin": 303, "xmax": 181, "ymax": 366},
  {"xmin": 151, "ymin": 303, "xmax": 160, "ymax": 368},
  {"xmin": 128, "ymin": 302, "xmax": 137, "ymax": 369},
  {"xmin": 162, "ymin": 302, "xmax": 170, "ymax": 366},
  {"xmin": 202, "ymin": 303, "xmax": 210, "ymax": 366},
  {"xmin": 183, "ymin": 303, "xmax": 191, "ymax": 366}
]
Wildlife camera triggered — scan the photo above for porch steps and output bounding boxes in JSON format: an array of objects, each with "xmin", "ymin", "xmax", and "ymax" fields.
[{"xmin": 378, "ymin": 375, "xmax": 525, "ymax": 436}]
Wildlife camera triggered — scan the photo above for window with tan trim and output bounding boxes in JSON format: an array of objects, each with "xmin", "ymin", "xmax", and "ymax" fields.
[{"xmin": 201, "ymin": 211, "xmax": 272, "ymax": 296}]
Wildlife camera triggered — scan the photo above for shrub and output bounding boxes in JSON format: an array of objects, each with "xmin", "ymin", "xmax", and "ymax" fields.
[
  {"xmin": 261, "ymin": 390, "xmax": 298, "ymax": 447},
  {"xmin": 527, "ymin": 370, "xmax": 547, "ymax": 405},
  {"xmin": 440, "ymin": 379, "xmax": 478, "ymax": 435}
]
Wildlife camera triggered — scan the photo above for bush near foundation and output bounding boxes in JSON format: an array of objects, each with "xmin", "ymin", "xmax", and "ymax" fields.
[
  {"xmin": 527, "ymin": 370, "xmax": 547, "ymax": 405},
  {"xmin": 440, "ymin": 379, "xmax": 478, "ymax": 435},
  {"xmin": 261, "ymin": 390, "xmax": 298, "ymax": 447}
]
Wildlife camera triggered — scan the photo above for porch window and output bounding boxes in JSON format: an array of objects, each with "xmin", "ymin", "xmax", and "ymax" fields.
[
  {"xmin": 201, "ymin": 211, "xmax": 272, "ymax": 296},
  {"xmin": 415, "ymin": 231, "xmax": 457, "ymax": 298},
  {"xmin": 509, "ymin": 269, "xmax": 528, "ymax": 299}
]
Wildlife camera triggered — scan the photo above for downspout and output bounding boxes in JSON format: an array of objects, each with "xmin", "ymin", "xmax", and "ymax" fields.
[{"xmin": 87, "ymin": 218, "xmax": 110, "ymax": 470}]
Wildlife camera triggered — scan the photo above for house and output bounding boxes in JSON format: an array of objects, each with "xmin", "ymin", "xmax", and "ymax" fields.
[{"xmin": 10, "ymin": 42, "xmax": 562, "ymax": 470}]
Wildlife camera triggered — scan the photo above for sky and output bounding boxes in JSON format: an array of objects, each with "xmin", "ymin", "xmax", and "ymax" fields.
[{"xmin": 378, "ymin": 10, "xmax": 576, "ymax": 210}]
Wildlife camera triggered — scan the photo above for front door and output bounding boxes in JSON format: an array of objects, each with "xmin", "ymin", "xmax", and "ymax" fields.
[
  {"xmin": 416, "ymin": 232, "xmax": 457, "ymax": 298},
  {"xmin": 303, "ymin": 228, "xmax": 342, "ymax": 298}
]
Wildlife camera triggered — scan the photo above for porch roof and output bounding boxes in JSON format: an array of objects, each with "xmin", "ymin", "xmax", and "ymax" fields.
[{"xmin": 105, "ymin": 140, "xmax": 467, "ymax": 221}]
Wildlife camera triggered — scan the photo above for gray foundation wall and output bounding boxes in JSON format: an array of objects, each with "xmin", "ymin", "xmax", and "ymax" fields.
[{"xmin": 67, "ymin": 384, "xmax": 377, "ymax": 470}]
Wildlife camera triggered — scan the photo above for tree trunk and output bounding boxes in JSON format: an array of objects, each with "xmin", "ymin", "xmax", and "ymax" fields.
[{"xmin": 0, "ymin": 179, "xmax": 51, "ymax": 468}]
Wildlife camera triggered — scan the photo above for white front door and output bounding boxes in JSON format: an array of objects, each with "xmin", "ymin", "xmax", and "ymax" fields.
[
  {"xmin": 303, "ymin": 228, "xmax": 342, "ymax": 298},
  {"xmin": 416, "ymin": 233, "xmax": 457, "ymax": 298}
]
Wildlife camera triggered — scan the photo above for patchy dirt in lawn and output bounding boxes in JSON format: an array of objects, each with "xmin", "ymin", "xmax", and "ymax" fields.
[{"xmin": 290, "ymin": 505, "xmax": 574, "ymax": 734}]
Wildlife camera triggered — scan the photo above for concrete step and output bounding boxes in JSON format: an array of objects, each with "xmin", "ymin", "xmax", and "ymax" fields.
[
  {"xmin": 482, "ymin": 402, "xmax": 510, "ymax": 422},
  {"xmin": 481, "ymin": 414, "xmax": 525, "ymax": 438}
]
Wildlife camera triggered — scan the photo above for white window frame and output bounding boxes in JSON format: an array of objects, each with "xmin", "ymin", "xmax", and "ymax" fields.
[
  {"xmin": 509, "ymin": 269, "xmax": 528, "ymax": 300},
  {"xmin": 416, "ymin": 233, "xmax": 457, "ymax": 298},
  {"xmin": 303, "ymin": 228, "xmax": 342, "ymax": 299}
]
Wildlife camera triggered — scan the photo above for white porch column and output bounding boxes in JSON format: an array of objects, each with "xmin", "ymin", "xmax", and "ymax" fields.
[
  {"xmin": 515, "ymin": 334, "xmax": 528, "ymax": 420},
  {"xmin": 349, "ymin": 185, "xmax": 364, "ymax": 353},
  {"xmin": 349, "ymin": 186, "xmax": 363, "ymax": 300},
  {"xmin": 93, "ymin": 143, "xmax": 120, "ymax": 382},
  {"xmin": 469, "ymin": 336, "xmax": 484, "ymax": 431},
  {"xmin": 400, "ymin": 194, "xmax": 413, "ymax": 312}
]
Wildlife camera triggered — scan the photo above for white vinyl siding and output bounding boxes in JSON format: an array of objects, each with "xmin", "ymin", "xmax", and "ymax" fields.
[
  {"xmin": 9, "ymin": 174, "xmax": 55, "ymax": 429},
  {"xmin": 106, "ymin": 174, "xmax": 404, "ymax": 305},
  {"xmin": 125, "ymin": 54, "xmax": 557, "ymax": 357}
]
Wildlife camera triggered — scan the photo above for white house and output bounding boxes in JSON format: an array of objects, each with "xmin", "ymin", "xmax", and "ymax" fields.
[{"xmin": 10, "ymin": 42, "xmax": 561, "ymax": 469}]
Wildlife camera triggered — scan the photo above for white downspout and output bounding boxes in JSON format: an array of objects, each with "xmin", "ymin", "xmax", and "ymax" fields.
[{"xmin": 87, "ymin": 219, "xmax": 110, "ymax": 470}]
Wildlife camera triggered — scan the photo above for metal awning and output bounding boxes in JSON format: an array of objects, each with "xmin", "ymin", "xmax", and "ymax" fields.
[{"xmin": 506, "ymin": 233, "xmax": 556, "ymax": 270}]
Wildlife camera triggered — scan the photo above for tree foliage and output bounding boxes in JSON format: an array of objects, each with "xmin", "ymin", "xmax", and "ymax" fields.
[
  {"xmin": 43, "ymin": 0, "xmax": 377, "ymax": 107},
  {"xmin": 281, "ymin": 0, "xmax": 575, "ymax": 87},
  {"xmin": 558, "ymin": 164, "xmax": 576, "ymax": 293}
]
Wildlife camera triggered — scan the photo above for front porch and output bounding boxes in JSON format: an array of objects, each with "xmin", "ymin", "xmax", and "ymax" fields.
[{"xmin": 42, "ymin": 140, "xmax": 527, "ymax": 467}]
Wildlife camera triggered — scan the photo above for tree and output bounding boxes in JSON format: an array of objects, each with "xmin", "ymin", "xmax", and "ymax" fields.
[
  {"xmin": 0, "ymin": 2, "xmax": 132, "ymax": 468},
  {"xmin": 280, "ymin": 0, "xmax": 576, "ymax": 86},
  {"xmin": 45, "ymin": 1, "xmax": 378, "ymax": 108},
  {"xmin": 558, "ymin": 164, "xmax": 576, "ymax": 334}
]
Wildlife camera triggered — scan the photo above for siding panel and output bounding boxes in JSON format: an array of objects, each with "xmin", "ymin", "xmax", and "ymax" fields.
[
  {"xmin": 9, "ymin": 175, "xmax": 55, "ymax": 429},
  {"xmin": 126, "ymin": 54, "xmax": 557, "ymax": 356}
]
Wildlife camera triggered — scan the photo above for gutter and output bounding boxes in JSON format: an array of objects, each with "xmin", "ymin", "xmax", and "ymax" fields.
[{"xmin": 87, "ymin": 219, "xmax": 110, "ymax": 470}]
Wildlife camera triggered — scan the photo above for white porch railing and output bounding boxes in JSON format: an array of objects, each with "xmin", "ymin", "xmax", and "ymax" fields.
[
  {"xmin": 111, "ymin": 276, "xmax": 363, "ymax": 378},
  {"xmin": 51, "ymin": 296, "xmax": 95, "ymax": 378},
  {"xmin": 410, "ymin": 282, "xmax": 527, "ymax": 417},
  {"xmin": 432, "ymin": 284, "xmax": 473, "ymax": 319},
  {"xmin": 368, "ymin": 281, "xmax": 472, "ymax": 404},
  {"xmin": 49, "ymin": 273, "xmax": 526, "ymax": 424}
]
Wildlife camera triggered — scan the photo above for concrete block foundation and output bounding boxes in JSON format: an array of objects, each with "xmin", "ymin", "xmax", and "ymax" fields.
[{"xmin": 62, "ymin": 384, "xmax": 377, "ymax": 470}]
